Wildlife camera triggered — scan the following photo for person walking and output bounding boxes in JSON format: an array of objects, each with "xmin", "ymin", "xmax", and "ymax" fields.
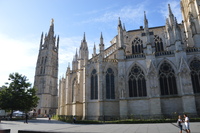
[
  {"xmin": 177, "ymin": 115, "xmax": 183, "ymax": 133},
  {"xmin": 48, "ymin": 114, "xmax": 51, "ymax": 121},
  {"xmin": 184, "ymin": 114, "xmax": 190, "ymax": 133},
  {"xmin": 24, "ymin": 113, "xmax": 28, "ymax": 124}
]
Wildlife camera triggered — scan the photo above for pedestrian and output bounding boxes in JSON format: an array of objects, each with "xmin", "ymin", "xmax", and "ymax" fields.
[
  {"xmin": 24, "ymin": 113, "xmax": 28, "ymax": 124},
  {"xmin": 177, "ymin": 115, "xmax": 183, "ymax": 133},
  {"xmin": 73, "ymin": 116, "xmax": 76, "ymax": 123},
  {"xmin": 184, "ymin": 114, "xmax": 190, "ymax": 133},
  {"xmin": 48, "ymin": 114, "xmax": 51, "ymax": 120}
]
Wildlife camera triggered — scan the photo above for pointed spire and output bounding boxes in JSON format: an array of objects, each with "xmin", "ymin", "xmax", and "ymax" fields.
[
  {"xmin": 168, "ymin": 4, "xmax": 175, "ymax": 25},
  {"xmin": 168, "ymin": 4, "xmax": 173, "ymax": 16},
  {"xmin": 40, "ymin": 32, "xmax": 43, "ymax": 46},
  {"xmin": 49, "ymin": 18, "xmax": 54, "ymax": 33},
  {"xmin": 75, "ymin": 48, "xmax": 78, "ymax": 60},
  {"xmin": 51, "ymin": 18, "xmax": 54, "ymax": 26},
  {"xmin": 123, "ymin": 23, "xmax": 126, "ymax": 31},
  {"xmin": 144, "ymin": 11, "xmax": 149, "ymax": 29},
  {"xmin": 100, "ymin": 32, "xmax": 104, "ymax": 44},
  {"xmin": 93, "ymin": 42, "xmax": 96, "ymax": 56},
  {"xmin": 57, "ymin": 35, "xmax": 59, "ymax": 48},
  {"xmin": 67, "ymin": 62, "xmax": 70, "ymax": 69},
  {"xmin": 144, "ymin": 11, "xmax": 148, "ymax": 26},
  {"xmin": 118, "ymin": 17, "xmax": 122, "ymax": 27},
  {"xmin": 175, "ymin": 17, "xmax": 178, "ymax": 25},
  {"xmin": 83, "ymin": 32, "xmax": 86, "ymax": 42},
  {"xmin": 99, "ymin": 32, "xmax": 104, "ymax": 52}
]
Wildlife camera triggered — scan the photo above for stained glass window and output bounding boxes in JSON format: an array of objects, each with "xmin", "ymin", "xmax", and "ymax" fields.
[
  {"xmin": 91, "ymin": 69, "xmax": 98, "ymax": 99},
  {"xmin": 159, "ymin": 61, "xmax": 177, "ymax": 95},
  {"xmin": 190, "ymin": 59, "xmax": 200, "ymax": 93},
  {"xmin": 128, "ymin": 65, "xmax": 147, "ymax": 97},
  {"xmin": 106, "ymin": 68, "xmax": 115, "ymax": 99}
]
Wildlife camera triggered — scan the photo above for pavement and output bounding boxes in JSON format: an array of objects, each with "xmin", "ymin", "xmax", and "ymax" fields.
[{"xmin": 0, "ymin": 118, "xmax": 200, "ymax": 133}]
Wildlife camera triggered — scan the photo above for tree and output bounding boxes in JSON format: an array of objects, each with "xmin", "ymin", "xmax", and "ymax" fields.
[{"xmin": 0, "ymin": 73, "xmax": 39, "ymax": 118}]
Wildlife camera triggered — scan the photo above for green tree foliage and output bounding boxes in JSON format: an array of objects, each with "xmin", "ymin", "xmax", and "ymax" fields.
[{"xmin": 0, "ymin": 73, "xmax": 39, "ymax": 118}]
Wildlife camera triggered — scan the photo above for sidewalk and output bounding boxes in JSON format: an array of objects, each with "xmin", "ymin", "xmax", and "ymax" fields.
[{"xmin": 0, "ymin": 118, "xmax": 200, "ymax": 133}]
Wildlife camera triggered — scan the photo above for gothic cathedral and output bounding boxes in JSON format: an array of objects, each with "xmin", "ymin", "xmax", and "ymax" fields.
[
  {"xmin": 34, "ymin": 0, "xmax": 200, "ymax": 119},
  {"xmin": 34, "ymin": 19, "xmax": 59, "ymax": 115},
  {"xmin": 57, "ymin": 0, "xmax": 200, "ymax": 119}
]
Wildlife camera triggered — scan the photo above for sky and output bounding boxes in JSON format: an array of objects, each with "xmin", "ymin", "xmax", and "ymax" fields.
[{"xmin": 0, "ymin": 0, "xmax": 182, "ymax": 86}]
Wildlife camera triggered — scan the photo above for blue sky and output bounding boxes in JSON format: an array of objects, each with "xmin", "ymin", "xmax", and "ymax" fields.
[{"xmin": 0, "ymin": 0, "xmax": 181, "ymax": 86}]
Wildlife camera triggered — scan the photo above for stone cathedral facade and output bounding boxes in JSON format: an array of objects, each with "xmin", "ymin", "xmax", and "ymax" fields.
[
  {"xmin": 34, "ymin": 20, "xmax": 59, "ymax": 115},
  {"xmin": 58, "ymin": 0, "xmax": 200, "ymax": 119}
]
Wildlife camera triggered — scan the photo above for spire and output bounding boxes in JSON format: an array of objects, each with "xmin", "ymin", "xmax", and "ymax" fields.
[
  {"xmin": 123, "ymin": 23, "xmax": 126, "ymax": 31},
  {"xmin": 51, "ymin": 18, "xmax": 54, "ymax": 26},
  {"xmin": 99, "ymin": 32, "xmax": 104, "ymax": 52},
  {"xmin": 118, "ymin": 17, "xmax": 122, "ymax": 27},
  {"xmin": 168, "ymin": 4, "xmax": 174, "ymax": 25},
  {"xmin": 67, "ymin": 62, "xmax": 70, "ymax": 72},
  {"xmin": 75, "ymin": 48, "xmax": 78, "ymax": 60},
  {"xmin": 100, "ymin": 32, "xmax": 104, "ymax": 44},
  {"xmin": 144, "ymin": 11, "xmax": 149, "ymax": 34},
  {"xmin": 40, "ymin": 32, "xmax": 43, "ymax": 49},
  {"xmin": 144, "ymin": 11, "xmax": 148, "ymax": 28},
  {"xmin": 57, "ymin": 36, "xmax": 59, "ymax": 49},
  {"xmin": 168, "ymin": 4, "xmax": 173, "ymax": 16},
  {"xmin": 83, "ymin": 32, "xmax": 86, "ymax": 42},
  {"xmin": 48, "ymin": 18, "xmax": 54, "ymax": 35},
  {"xmin": 93, "ymin": 42, "xmax": 96, "ymax": 56}
]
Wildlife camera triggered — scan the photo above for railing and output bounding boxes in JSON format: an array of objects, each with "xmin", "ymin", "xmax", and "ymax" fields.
[
  {"xmin": 103, "ymin": 59, "xmax": 118, "ymax": 63},
  {"xmin": 186, "ymin": 47, "xmax": 200, "ymax": 53},
  {"xmin": 104, "ymin": 43, "xmax": 117, "ymax": 58},
  {"xmin": 155, "ymin": 50, "xmax": 174, "ymax": 56},
  {"xmin": 126, "ymin": 53, "xmax": 145, "ymax": 59}
]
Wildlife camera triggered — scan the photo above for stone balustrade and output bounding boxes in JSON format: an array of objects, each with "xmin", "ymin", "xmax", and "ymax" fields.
[
  {"xmin": 155, "ymin": 50, "xmax": 174, "ymax": 56},
  {"xmin": 186, "ymin": 47, "xmax": 200, "ymax": 53},
  {"xmin": 126, "ymin": 53, "xmax": 145, "ymax": 59}
]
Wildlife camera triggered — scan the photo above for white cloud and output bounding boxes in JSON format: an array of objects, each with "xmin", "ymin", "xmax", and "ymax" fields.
[
  {"xmin": 81, "ymin": 4, "xmax": 146, "ymax": 26},
  {"xmin": 160, "ymin": 0, "xmax": 182, "ymax": 23},
  {"xmin": 0, "ymin": 33, "xmax": 38, "ymax": 86}
]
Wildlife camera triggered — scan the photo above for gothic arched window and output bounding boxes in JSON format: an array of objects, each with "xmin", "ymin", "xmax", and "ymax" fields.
[
  {"xmin": 190, "ymin": 59, "xmax": 200, "ymax": 93},
  {"xmin": 159, "ymin": 61, "xmax": 177, "ymax": 95},
  {"xmin": 106, "ymin": 68, "xmax": 115, "ymax": 99},
  {"xmin": 91, "ymin": 69, "xmax": 98, "ymax": 99},
  {"xmin": 128, "ymin": 65, "xmax": 147, "ymax": 97},
  {"xmin": 154, "ymin": 35, "xmax": 164, "ymax": 52},
  {"xmin": 132, "ymin": 37, "xmax": 143, "ymax": 54}
]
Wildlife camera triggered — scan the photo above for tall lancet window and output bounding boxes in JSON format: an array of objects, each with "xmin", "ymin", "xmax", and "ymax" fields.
[
  {"xmin": 154, "ymin": 35, "xmax": 164, "ymax": 52},
  {"xmin": 91, "ymin": 69, "xmax": 98, "ymax": 99},
  {"xmin": 190, "ymin": 59, "xmax": 200, "ymax": 93},
  {"xmin": 72, "ymin": 78, "xmax": 76, "ymax": 102},
  {"xmin": 132, "ymin": 37, "xmax": 143, "ymax": 54},
  {"xmin": 106, "ymin": 68, "xmax": 115, "ymax": 99},
  {"xmin": 159, "ymin": 61, "xmax": 177, "ymax": 95},
  {"xmin": 128, "ymin": 65, "xmax": 147, "ymax": 97}
]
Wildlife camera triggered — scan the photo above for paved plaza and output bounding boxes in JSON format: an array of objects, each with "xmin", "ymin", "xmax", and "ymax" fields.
[{"xmin": 0, "ymin": 118, "xmax": 200, "ymax": 133}]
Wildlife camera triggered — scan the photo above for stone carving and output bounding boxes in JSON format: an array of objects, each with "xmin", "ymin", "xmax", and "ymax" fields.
[
  {"xmin": 178, "ymin": 58, "xmax": 192, "ymax": 94},
  {"xmin": 147, "ymin": 61, "xmax": 159, "ymax": 97},
  {"xmin": 189, "ymin": 12, "xmax": 197, "ymax": 35}
]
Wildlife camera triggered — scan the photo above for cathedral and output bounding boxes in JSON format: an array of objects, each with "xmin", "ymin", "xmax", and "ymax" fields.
[{"xmin": 35, "ymin": 0, "xmax": 200, "ymax": 119}]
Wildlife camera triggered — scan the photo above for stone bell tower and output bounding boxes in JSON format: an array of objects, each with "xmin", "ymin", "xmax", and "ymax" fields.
[{"xmin": 34, "ymin": 19, "xmax": 59, "ymax": 115}]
